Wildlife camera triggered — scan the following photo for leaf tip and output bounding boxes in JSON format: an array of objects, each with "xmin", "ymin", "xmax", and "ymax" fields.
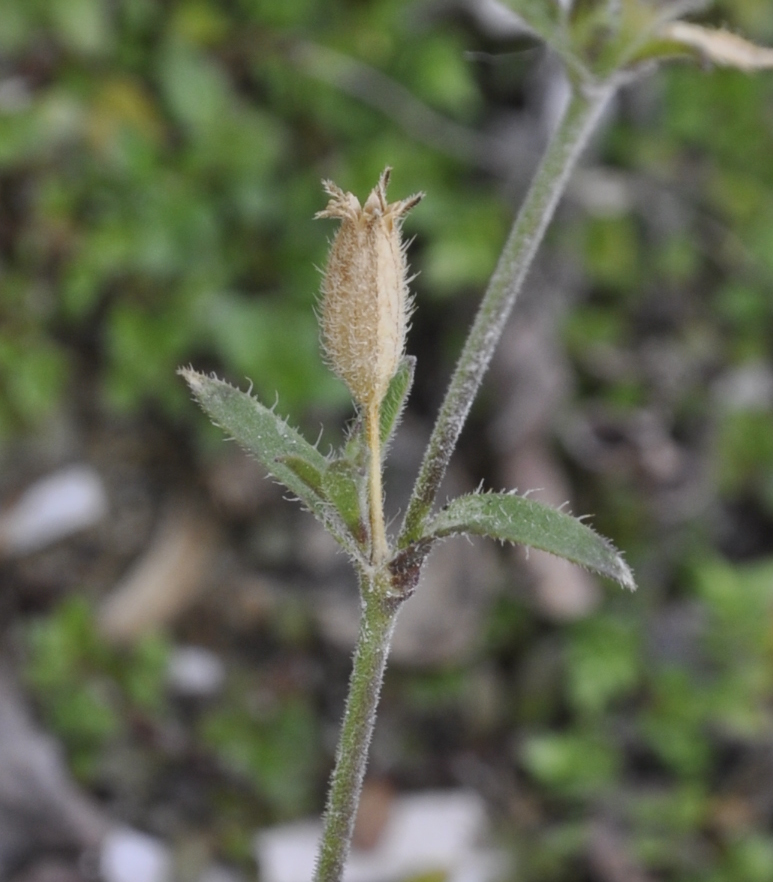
[
  {"xmin": 659, "ymin": 21, "xmax": 773, "ymax": 71},
  {"xmin": 178, "ymin": 365, "xmax": 205, "ymax": 393},
  {"xmin": 615, "ymin": 555, "xmax": 636, "ymax": 592}
]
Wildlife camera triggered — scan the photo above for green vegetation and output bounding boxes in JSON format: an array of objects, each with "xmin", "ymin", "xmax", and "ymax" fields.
[
  {"xmin": 7, "ymin": 0, "xmax": 773, "ymax": 879},
  {"xmin": 0, "ymin": 0, "xmax": 507, "ymax": 432}
]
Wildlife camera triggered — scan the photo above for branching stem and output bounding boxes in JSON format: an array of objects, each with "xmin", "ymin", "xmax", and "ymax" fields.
[
  {"xmin": 314, "ymin": 74, "xmax": 621, "ymax": 882},
  {"xmin": 398, "ymin": 80, "xmax": 616, "ymax": 547}
]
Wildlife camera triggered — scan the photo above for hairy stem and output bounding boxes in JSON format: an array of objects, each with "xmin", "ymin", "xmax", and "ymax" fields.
[
  {"xmin": 313, "ymin": 579, "xmax": 399, "ymax": 882},
  {"xmin": 399, "ymin": 80, "xmax": 616, "ymax": 546},
  {"xmin": 366, "ymin": 401, "xmax": 388, "ymax": 564}
]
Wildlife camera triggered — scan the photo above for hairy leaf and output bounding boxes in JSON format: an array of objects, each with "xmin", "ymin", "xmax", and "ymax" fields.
[
  {"xmin": 379, "ymin": 356, "xmax": 415, "ymax": 450},
  {"xmin": 427, "ymin": 493, "xmax": 635, "ymax": 590},
  {"xmin": 342, "ymin": 355, "xmax": 415, "ymax": 467},
  {"xmin": 323, "ymin": 459, "xmax": 367, "ymax": 546},
  {"xmin": 180, "ymin": 369, "xmax": 360, "ymax": 556},
  {"xmin": 278, "ymin": 455, "xmax": 327, "ymax": 499}
]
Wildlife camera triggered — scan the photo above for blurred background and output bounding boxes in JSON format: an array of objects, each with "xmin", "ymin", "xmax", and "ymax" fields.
[{"xmin": 1, "ymin": 0, "xmax": 773, "ymax": 880}]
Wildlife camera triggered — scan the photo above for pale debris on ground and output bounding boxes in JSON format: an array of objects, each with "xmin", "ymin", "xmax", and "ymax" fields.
[
  {"xmin": 255, "ymin": 789, "xmax": 506, "ymax": 882},
  {"xmin": 100, "ymin": 828, "xmax": 171, "ymax": 882},
  {"xmin": 0, "ymin": 464, "xmax": 108, "ymax": 557}
]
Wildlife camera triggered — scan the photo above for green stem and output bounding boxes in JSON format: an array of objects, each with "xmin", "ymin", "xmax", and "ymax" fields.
[
  {"xmin": 398, "ymin": 79, "xmax": 616, "ymax": 547},
  {"xmin": 313, "ymin": 574, "xmax": 399, "ymax": 882}
]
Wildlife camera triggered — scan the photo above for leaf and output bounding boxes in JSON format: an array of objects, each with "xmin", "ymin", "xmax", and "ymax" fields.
[
  {"xmin": 341, "ymin": 411, "xmax": 367, "ymax": 470},
  {"xmin": 614, "ymin": 0, "xmax": 711, "ymax": 70},
  {"xmin": 501, "ymin": 0, "xmax": 561, "ymax": 42},
  {"xmin": 179, "ymin": 368, "xmax": 360, "ymax": 556},
  {"xmin": 427, "ymin": 492, "xmax": 635, "ymax": 590},
  {"xmin": 278, "ymin": 455, "xmax": 326, "ymax": 499},
  {"xmin": 323, "ymin": 459, "xmax": 367, "ymax": 545},
  {"xmin": 379, "ymin": 356, "xmax": 415, "ymax": 449},
  {"xmin": 341, "ymin": 355, "xmax": 415, "ymax": 467},
  {"xmin": 657, "ymin": 22, "xmax": 773, "ymax": 71}
]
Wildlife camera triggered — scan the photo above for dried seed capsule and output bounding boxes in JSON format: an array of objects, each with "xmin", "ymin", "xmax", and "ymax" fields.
[{"xmin": 316, "ymin": 167, "xmax": 423, "ymax": 410}]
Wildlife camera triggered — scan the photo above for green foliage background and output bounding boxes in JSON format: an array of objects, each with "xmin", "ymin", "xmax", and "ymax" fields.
[
  {"xmin": 4, "ymin": 0, "xmax": 773, "ymax": 879},
  {"xmin": 0, "ymin": 0, "xmax": 511, "ymax": 430}
]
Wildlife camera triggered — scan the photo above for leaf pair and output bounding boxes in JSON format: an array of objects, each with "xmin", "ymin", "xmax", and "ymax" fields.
[
  {"xmin": 504, "ymin": 0, "xmax": 773, "ymax": 81},
  {"xmin": 179, "ymin": 359, "xmax": 415, "ymax": 562},
  {"xmin": 180, "ymin": 365, "xmax": 634, "ymax": 590}
]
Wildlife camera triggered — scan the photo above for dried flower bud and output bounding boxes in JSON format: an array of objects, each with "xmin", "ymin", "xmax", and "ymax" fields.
[{"xmin": 316, "ymin": 167, "xmax": 423, "ymax": 410}]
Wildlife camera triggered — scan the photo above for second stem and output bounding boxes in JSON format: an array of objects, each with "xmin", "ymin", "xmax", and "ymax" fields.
[{"xmin": 399, "ymin": 79, "xmax": 616, "ymax": 545}]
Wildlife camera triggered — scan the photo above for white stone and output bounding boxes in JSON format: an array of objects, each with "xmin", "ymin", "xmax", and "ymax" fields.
[
  {"xmin": 0, "ymin": 464, "xmax": 108, "ymax": 555},
  {"xmin": 100, "ymin": 827, "xmax": 171, "ymax": 882},
  {"xmin": 167, "ymin": 646, "xmax": 225, "ymax": 698},
  {"xmin": 255, "ymin": 790, "xmax": 505, "ymax": 882}
]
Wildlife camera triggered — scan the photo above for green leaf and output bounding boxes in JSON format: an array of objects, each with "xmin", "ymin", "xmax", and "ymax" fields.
[
  {"xmin": 625, "ymin": 36, "xmax": 699, "ymax": 67},
  {"xmin": 159, "ymin": 40, "xmax": 231, "ymax": 131},
  {"xmin": 520, "ymin": 731, "xmax": 620, "ymax": 797},
  {"xmin": 49, "ymin": 0, "xmax": 112, "ymax": 55},
  {"xmin": 323, "ymin": 460, "xmax": 367, "ymax": 546},
  {"xmin": 278, "ymin": 454, "xmax": 326, "ymax": 499},
  {"xmin": 502, "ymin": 0, "xmax": 560, "ymax": 42},
  {"xmin": 341, "ymin": 412, "xmax": 366, "ymax": 471},
  {"xmin": 341, "ymin": 356, "xmax": 416, "ymax": 468},
  {"xmin": 379, "ymin": 356, "xmax": 415, "ymax": 449},
  {"xmin": 426, "ymin": 492, "xmax": 635, "ymax": 590},
  {"xmin": 180, "ymin": 368, "xmax": 360, "ymax": 556}
]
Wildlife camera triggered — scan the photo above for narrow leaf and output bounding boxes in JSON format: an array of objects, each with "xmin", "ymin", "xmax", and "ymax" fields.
[
  {"xmin": 379, "ymin": 355, "xmax": 415, "ymax": 449},
  {"xmin": 180, "ymin": 369, "xmax": 358, "ymax": 554},
  {"xmin": 427, "ymin": 493, "xmax": 635, "ymax": 590},
  {"xmin": 278, "ymin": 455, "xmax": 327, "ymax": 499},
  {"xmin": 341, "ymin": 356, "xmax": 415, "ymax": 468},
  {"xmin": 342, "ymin": 411, "xmax": 366, "ymax": 470},
  {"xmin": 323, "ymin": 460, "xmax": 367, "ymax": 545},
  {"xmin": 503, "ymin": 0, "xmax": 560, "ymax": 40}
]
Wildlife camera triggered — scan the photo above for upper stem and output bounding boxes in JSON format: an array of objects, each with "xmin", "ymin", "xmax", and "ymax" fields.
[
  {"xmin": 398, "ymin": 79, "xmax": 616, "ymax": 547},
  {"xmin": 366, "ymin": 401, "xmax": 388, "ymax": 564}
]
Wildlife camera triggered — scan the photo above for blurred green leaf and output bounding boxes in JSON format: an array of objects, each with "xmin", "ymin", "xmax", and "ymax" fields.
[
  {"xmin": 421, "ymin": 199, "xmax": 507, "ymax": 293},
  {"xmin": 582, "ymin": 216, "xmax": 641, "ymax": 291},
  {"xmin": 641, "ymin": 666, "xmax": 713, "ymax": 779},
  {"xmin": 49, "ymin": 0, "xmax": 112, "ymax": 55},
  {"xmin": 566, "ymin": 616, "xmax": 640, "ymax": 716},
  {"xmin": 202, "ymin": 295, "xmax": 341, "ymax": 411},
  {"xmin": 202, "ymin": 698, "xmax": 318, "ymax": 817},
  {"xmin": 25, "ymin": 597, "xmax": 170, "ymax": 781},
  {"xmin": 159, "ymin": 40, "xmax": 232, "ymax": 132},
  {"xmin": 123, "ymin": 633, "xmax": 170, "ymax": 713},
  {"xmin": 520, "ymin": 731, "xmax": 620, "ymax": 797},
  {"xmin": 720, "ymin": 836, "xmax": 773, "ymax": 882}
]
